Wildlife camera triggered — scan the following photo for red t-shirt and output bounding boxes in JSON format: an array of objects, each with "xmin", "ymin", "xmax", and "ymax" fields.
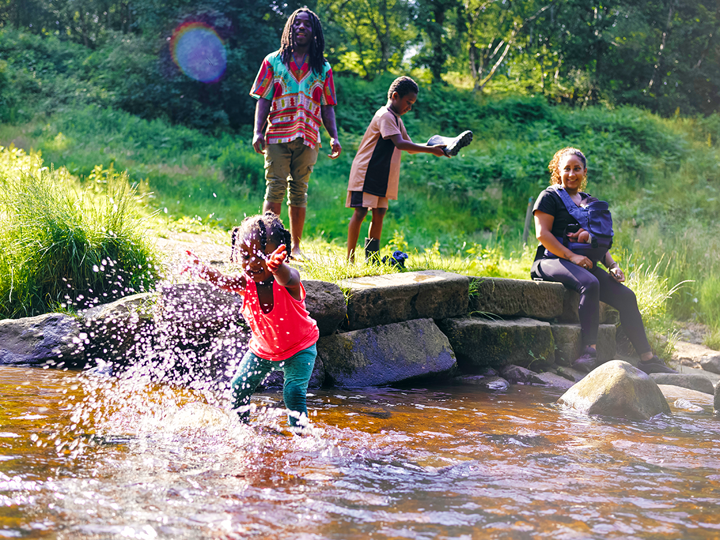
[{"xmin": 242, "ymin": 280, "xmax": 319, "ymax": 361}]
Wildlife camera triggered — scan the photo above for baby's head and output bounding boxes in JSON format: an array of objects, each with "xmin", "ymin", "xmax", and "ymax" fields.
[{"xmin": 231, "ymin": 212, "xmax": 291, "ymax": 281}]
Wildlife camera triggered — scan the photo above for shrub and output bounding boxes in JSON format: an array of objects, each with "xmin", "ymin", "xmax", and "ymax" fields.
[{"xmin": 0, "ymin": 148, "xmax": 161, "ymax": 318}]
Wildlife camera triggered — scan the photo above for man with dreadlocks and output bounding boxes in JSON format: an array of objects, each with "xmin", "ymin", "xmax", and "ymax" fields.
[{"xmin": 250, "ymin": 8, "xmax": 342, "ymax": 259}]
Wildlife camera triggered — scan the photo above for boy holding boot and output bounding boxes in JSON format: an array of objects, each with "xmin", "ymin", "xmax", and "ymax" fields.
[{"xmin": 345, "ymin": 76, "xmax": 471, "ymax": 262}]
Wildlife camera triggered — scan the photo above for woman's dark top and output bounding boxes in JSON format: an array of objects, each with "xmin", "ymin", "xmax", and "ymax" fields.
[{"xmin": 532, "ymin": 187, "xmax": 589, "ymax": 237}]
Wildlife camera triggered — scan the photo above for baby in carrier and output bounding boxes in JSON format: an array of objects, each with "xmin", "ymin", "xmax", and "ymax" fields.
[{"xmin": 570, "ymin": 196, "xmax": 598, "ymax": 244}]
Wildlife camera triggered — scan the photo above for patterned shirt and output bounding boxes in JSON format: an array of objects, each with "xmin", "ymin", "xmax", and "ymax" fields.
[{"xmin": 250, "ymin": 50, "xmax": 337, "ymax": 149}]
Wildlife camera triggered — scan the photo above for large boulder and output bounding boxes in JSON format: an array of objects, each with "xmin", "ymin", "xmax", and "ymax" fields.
[
  {"xmin": 551, "ymin": 323, "xmax": 617, "ymax": 366},
  {"xmin": 0, "ymin": 313, "xmax": 83, "ymax": 367},
  {"xmin": 318, "ymin": 318, "xmax": 456, "ymax": 388},
  {"xmin": 437, "ymin": 317, "xmax": 555, "ymax": 371},
  {"xmin": 557, "ymin": 360, "xmax": 671, "ymax": 420},
  {"xmin": 469, "ymin": 277, "xmax": 564, "ymax": 320},
  {"xmin": 80, "ymin": 292, "xmax": 155, "ymax": 365},
  {"xmin": 303, "ymin": 280, "xmax": 346, "ymax": 336},
  {"xmin": 340, "ymin": 271, "xmax": 469, "ymax": 330},
  {"xmin": 649, "ymin": 372, "xmax": 715, "ymax": 395},
  {"xmin": 560, "ymin": 292, "xmax": 618, "ymax": 324}
]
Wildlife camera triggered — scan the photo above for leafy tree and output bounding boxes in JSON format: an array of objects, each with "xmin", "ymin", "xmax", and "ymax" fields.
[{"xmin": 319, "ymin": 0, "xmax": 415, "ymax": 79}]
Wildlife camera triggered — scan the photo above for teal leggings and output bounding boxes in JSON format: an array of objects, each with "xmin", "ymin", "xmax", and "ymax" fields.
[{"xmin": 230, "ymin": 344, "xmax": 317, "ymax": 427}]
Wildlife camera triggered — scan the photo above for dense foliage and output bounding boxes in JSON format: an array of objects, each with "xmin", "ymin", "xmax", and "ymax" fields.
[{"xmin": 1, "ymin": 0, "xmax": 718, "ymax": 133}]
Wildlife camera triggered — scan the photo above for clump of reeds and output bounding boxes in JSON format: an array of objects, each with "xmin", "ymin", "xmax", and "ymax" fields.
[{"xmin": 0, "ymin": 147, "xmax": 161, "ymax": 318}]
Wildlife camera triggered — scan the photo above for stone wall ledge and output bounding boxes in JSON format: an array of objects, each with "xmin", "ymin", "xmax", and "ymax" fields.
[{"xmin": 340, "ymin": 270, "xmax": 469, "ymax": 330}]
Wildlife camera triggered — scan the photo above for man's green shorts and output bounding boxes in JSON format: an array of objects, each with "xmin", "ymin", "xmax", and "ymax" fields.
[{"xmin": 264, "ymin": 138, "xmax": 319, "ymax": 208}]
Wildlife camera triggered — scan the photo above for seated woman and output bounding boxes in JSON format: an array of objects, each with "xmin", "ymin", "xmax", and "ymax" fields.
[{"xmin": 531, "ymin": 147, "xmax": 676, "ymax": 375}]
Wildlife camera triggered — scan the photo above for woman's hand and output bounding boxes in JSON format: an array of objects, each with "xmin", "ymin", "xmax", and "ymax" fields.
[
  {"xmin": 266, "ymin": 245, "xmax": 288, "ymax": 273},
  {"xmin": 569, "ymin": 253, "xmax": 593, "ymax": 271},
  {"xmin": 609, "ymin": 266, "xmax": 625, "ymax": 282}
]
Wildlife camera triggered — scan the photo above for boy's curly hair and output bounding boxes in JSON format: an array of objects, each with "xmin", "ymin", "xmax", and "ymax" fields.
[
  {"xmin": 548, "ymin": 147, "xmax": 588, "ymax": 191},
  {"xmin": 280, "ymin": 8, "xmax": 326, "ymax": 75},
  {"xmin": 230, "ymin": 212, "xmax": 291, "ymax": 263},
  {"xmin": 387, "ymin": 76, "xmax": 419, "ymax": 100}
]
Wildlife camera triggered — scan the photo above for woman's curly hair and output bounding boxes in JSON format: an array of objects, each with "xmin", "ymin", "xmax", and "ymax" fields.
[
  {"xmin": 279, "ymin": 8, "xmax": 326, "ymax": 75},
  {"xmin": 230, "ymin": 212, "xmax": 291, "ymax": 263},
  {"xmin": 548, "ymin": 147, "xmax": 588, "ymax": 191}
]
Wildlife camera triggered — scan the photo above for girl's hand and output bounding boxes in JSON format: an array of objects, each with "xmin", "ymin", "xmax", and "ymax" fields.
[
  {"xmin": 180, "ymin": 250, "xmax": 202, "ymax": 276},
  {"xmin": 569, "ymin": 253, "xmax": 593, "ymax": 271},
  {"xmin": 609, "ymin": 266, "xmax": 625, "ymax": 282},
  {"xmin": 266, "ymin": 245, "xmax": 288, "ymax": 273}
]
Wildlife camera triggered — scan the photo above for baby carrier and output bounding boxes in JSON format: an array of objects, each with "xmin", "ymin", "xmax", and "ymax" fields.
[{"xmin": 544, "ymin": 186, "xmax": 614, "ymax": 263}]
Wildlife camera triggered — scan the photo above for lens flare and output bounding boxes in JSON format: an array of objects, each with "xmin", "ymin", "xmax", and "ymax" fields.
[{"xmin": 170, "ymin": 22, "xmax": 227, "ymax": 83}]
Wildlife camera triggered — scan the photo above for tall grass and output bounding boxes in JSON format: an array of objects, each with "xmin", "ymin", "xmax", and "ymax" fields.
[{"xmin": 0, "ymin": 147, "xmax": 161, "ymax": 318}]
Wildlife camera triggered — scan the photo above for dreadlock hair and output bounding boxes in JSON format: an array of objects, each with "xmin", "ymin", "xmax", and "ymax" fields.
[
  {"xmin": 548, "ymin": 147, "xmax": 588, "ymax": 192},
  {"xmin": 230, "ymin": 212, "xmax": 292, "ymax": 263},
  {"xmin": 387, "ymin": 76, "xmax": 419, "ymax": 100},
  {"xmin": 280, "ymin": 8, "xmax": 326, "ymax": 75}
]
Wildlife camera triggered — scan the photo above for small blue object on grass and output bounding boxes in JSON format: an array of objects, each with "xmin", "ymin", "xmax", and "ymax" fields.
[{"xmin": 382, "ymin": 250, "xmax": 408, "ymax": 269}]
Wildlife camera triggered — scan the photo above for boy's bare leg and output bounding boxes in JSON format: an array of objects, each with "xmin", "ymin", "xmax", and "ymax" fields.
[
  {"xmin": 263, "ymin": 201, "xmax": 282, "ymax": 215},
  {"xmin": 347, "ymin": 207, "xmax": 369, "ymax": 262},
  {"xmin": 368, "ymin": 208, "xmax": 387, "ymax": 242},
  {"xmin": 289, "ymin": 205, "xmax": 306, "ymax": 257}
]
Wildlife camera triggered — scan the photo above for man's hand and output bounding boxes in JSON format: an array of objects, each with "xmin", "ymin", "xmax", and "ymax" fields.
[
  {"xmin": 252, "ymin": 133, "xmax": 266, "ymax": 154},
  {"xmin": 328, "ymin": 138, "xmax": 342, "ymax": 159},
  {"xmin": 266, "ymin": 245, "xmax": 288, "ymax": 273}
]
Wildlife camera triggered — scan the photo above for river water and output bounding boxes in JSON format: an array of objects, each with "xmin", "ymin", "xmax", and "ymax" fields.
[{"xmin": 1, "ymin": 364, "xmax": 719, "ymax": 539}]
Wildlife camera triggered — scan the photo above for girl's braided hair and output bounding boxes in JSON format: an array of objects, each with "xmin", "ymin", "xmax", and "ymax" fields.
[
  {"xmin": 280, "ymin": 8, "xmax": 326, "ymax": 75},
  {"xmin": 548, "ymin": 147, "xmax": 588, "ymax": 191},
  {"xmin": 230, "ymin": 212, "xmax": 291, "ymax": 263}
]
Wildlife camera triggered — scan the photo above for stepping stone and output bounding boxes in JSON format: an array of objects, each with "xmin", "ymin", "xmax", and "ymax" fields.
[
  {"xmin": 318, "ymin": 318, "xmax": 456, "ymax": 388},
  {"xmin": 551, "ymin": 323, "xmax": 617, "ymax": 366},
  {"xmin": 469, "ymin": 277, "xmax": 565, "ymax": 321},
  {"xmin": 438, "ymin": 317, "xmax": 555, "ymax": 371},
  {"xmin": 341, "ymin": 271, "xmax": 469, "ymax": 330}
]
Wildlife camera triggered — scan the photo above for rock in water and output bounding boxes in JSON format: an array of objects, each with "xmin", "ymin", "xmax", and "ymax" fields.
[
  {"xmin": 557, "ymin": 360, "xmax": 671, "ymax": 420},
  {"xmin": 715, "ymin": 381, "xmax": 720, "ymax": 415}
]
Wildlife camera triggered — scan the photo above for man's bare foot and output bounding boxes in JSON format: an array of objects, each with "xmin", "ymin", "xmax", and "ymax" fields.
[{"xmin": 290, "ymin": 248, "xmax": 306, "ymax": 261}]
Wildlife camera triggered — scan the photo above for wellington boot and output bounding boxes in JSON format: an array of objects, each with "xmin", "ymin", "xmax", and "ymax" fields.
[
  {"xmin": 426, "ymin": 130, "xmax": 473, "ymax": 156},
  {"xmin": 364, "ymin": 238, "xmax": 380, "ymax": 265}
]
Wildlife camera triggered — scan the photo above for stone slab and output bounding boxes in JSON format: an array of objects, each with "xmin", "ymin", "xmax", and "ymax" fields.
[
  {"xmin": 318, "ymin": 318, "xmax": 457, "ymax": 388},
  {"xmin": 341, "ymin": 271, "xmax": 469, "ymax": 330},
  {"xmin": 658, "ymin": 384, "xmax": 714, "ymax": 407},
  {"xmin": 551, "ymin": 323, "xmax": 617, "ymax": 366},
  {"xmin": 560, "ymin": 291, "xmax": 618, "ymax": 324},
  {"xmin": 650, "ymin": 373, "xmax": 715, "ymax": 395},
  {"xmin": 437, "ymin": 317, "xmax": 555, "ymax": 371},
  {"xmin": 304, "ymin": 280, "xmax": 347, "ymax": 336},
  {"xmin": 469, "ymin": 277, "xmax": 564, "ymax": 320}
]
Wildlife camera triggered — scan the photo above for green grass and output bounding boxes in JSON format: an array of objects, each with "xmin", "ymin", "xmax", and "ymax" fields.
[{"xmin": 0, "ymin": 147, "xmax": 161, "ymax": 318}]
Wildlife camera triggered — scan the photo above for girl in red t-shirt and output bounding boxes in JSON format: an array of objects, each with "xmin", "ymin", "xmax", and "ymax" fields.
[{"xmin": 185, "ymin": 212, "xmax": 319, "ymax": 428}]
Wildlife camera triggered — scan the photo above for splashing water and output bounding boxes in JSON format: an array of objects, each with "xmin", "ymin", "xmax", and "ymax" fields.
[{"xmin": 170, "ymin": 22, "xmax": 227, "ymax": 83}]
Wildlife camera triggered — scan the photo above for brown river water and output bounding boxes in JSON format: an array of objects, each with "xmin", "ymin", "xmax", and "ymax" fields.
[{"xmin": 1, "ymin": 364, "xmax": 719, "ymax": 539}]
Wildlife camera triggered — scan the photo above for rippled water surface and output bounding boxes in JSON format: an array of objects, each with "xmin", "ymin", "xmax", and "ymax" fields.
[{"xmin": 1, "ymin": 365, "xmax": 719, "ymax": 539}]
